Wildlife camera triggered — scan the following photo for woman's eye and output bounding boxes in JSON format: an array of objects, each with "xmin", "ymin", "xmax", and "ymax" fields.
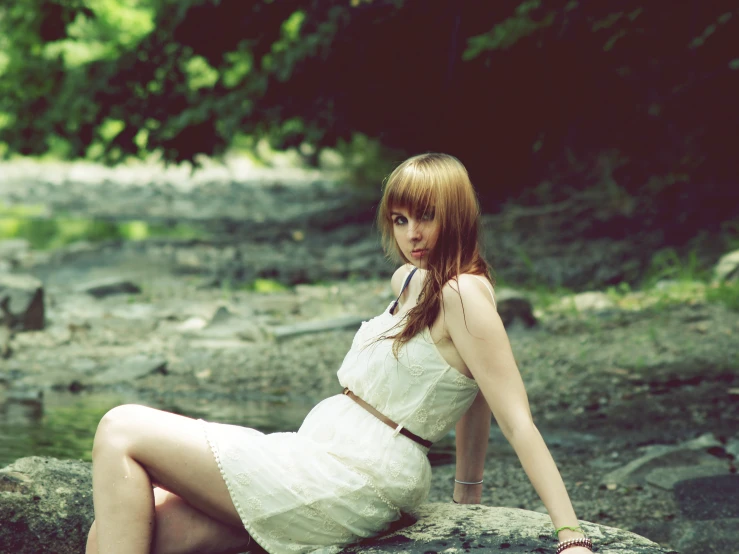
[
  {"xmin": 393, "ymin": 217, "xmax": 407, "ymax": 225},
  {"xmin": 421, "ymin": 212, "xmax": 434, "ymax": 221}
]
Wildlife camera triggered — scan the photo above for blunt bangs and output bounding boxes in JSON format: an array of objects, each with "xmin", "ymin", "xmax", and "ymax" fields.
[
  {"xmin": 382, "ymin": 165, "xmax": 437, "ymax": 220},
  {"xmin": 378, "ymin": 153, "xmax": 481, "ymax": 267}
]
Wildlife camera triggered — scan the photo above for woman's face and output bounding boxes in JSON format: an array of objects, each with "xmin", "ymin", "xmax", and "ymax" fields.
[{"xmin": 390, "ymin": 206, "xmax": 440, "ymax": 269}]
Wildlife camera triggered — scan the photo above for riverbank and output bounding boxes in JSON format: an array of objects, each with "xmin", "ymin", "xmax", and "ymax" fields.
[{"xmin": 1, "ymin": 158, "xmax": 738, "ymax": 552}]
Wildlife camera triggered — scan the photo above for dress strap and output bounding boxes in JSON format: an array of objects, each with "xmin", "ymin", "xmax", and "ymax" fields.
[
  {"xmin": 389, "ymin": 267, "xmax": 418, "ymax": 314},
  {"xmin": 471, "ymin": 274, "xmax": 496, "ymax": 309}
]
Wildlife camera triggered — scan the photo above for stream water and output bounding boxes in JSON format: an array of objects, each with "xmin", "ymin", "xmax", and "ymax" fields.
[
  {"xmin": 0, "ymin": 390, "xmax": 315, "ymax": 467},
  {"xmin": 0, "ymin": 389, "xmax": 458, "ymax": 468}
]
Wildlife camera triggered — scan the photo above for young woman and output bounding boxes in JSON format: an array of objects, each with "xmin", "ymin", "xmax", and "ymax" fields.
[{"xmin": 86, "ymin": 153, "xmax": 592, "ymax": 554}]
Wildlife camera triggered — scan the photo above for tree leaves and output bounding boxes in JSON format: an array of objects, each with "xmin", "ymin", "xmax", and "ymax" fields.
[{"xmin": 0, "ymin": 0, "xmax": 736, "ymax": 222}]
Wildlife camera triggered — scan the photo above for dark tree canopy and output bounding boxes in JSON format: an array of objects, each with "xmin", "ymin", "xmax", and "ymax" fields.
[{"xmin": 1, "ymin": 0, "xmax": 737, "ymax": 230}]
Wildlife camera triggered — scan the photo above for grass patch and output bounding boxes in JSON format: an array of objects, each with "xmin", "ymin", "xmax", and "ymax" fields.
[
  {"xmin": 0, "ymin": 204, "xmax": 206, "ymax": 250},
  {"xmin": 219, "ymin": 278, "xmax": 290, "ymax": 295},
  {"xmin": 706, "ymin": 281, "xmax": 739, "ymax": 311},
  {"xmin": 514, "ymin": 244, "xmax": 738, "ymax": 315},
  {"xmin": 247, "ymin": 278, "xmax": 289, "ymax": 293},
  {"xmin": 537, "ymin": 278, "xmax": 739, "ymax": 316},
  {"xmin": 642, "ymin": 247, "xmax": 711, "ymax": 286},
  {"xmin": 526, "ymin": 285, "xmax": 577, "ymax": 312}
]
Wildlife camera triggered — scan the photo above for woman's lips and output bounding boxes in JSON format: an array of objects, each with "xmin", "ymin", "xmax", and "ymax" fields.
[{"xmin": 411, "ymin": 249, "xmax": 428, "ymax": 259}]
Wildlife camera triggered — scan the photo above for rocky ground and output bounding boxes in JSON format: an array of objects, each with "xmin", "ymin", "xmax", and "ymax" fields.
[{"xmin": 1, "ymin": 159, "xmax": 738, "ymax": 553}]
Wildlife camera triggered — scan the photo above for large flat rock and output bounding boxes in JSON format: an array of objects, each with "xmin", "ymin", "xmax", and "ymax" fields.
[
  {"xmin": 341, "ymin": 504, "xmax": 674, "ymax": 553},
  {"xmin": 1, "ymin": 457, "xmax": 673, "ymax": 554},
  {"xmin": 0, "ymin": 457, "xmax": 93, "ymax": 554},
  {"xmin": 674, "ymin": 474, "xmax": 739, "ymax": 520}
]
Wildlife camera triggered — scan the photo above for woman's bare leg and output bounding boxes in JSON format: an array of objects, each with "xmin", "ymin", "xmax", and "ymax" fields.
[
  {"xmin": 87, "ymin": 488, "xmax": 252, "ymax": 554},
  {"xmin": 89, "ymin": 404, "xmax": 251, "ymax": 554}
]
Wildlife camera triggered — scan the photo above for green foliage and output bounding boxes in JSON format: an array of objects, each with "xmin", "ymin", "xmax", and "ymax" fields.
[
  {"xmin": 643, "ymin": 248, "xmax": 710, "ymax": 286},
  {"xmin": 464, "ymin": 3, "xmax": 554, "ymax": 58},
  {"xmin": 524, "ymin": 244, "xmax": 739, "ymax": 315},
  {"xmin": 184, "ymin": 56, "xmax": 219, "ymax": 90},
  {"xmin": 529, "ymin": 285, "xmax": 576, "ymax": 311},
  {"xmin": 722, "ymin": 220, "xmax": 739, "ymax": 251},
  {"xmin": 335, "ymin": 133, "xmax": 405, "ymax": 193},
  {"xmin": 706, "ymin": 282, "xmax": 739, "ymax": 311},
  {"xmin": 220, "ymin": 277, "xmax": 290, "ymax": 298},
  {"xmin": 0, "ymin": 0, "xmax": 737, "ymax": 238},
  {"xmin": 513, "ymin": 246, "xmax": 537, "ymax": 286},
  {"xmin": 0, "ymin": 205, "xmax": 206, "ymax": 249},
  {"xmin": 249, "ymin": 278, "xmax": 289, "ymax": 293},
  {"xmin": 43, "ymin": 0, "xmax": 155, "ymax": 66}
]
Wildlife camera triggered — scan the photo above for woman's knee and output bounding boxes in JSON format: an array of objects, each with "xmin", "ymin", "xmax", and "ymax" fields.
[
  {"xmin": 86, "ymin": 521, "xmax": 97, "ymax": 554},
  {"xmin": 92, "ymin": 404, "xmax": 149, "ymax": 458},
  {"xmin": 151, "ymin": 490, "xmax": 249, "ymax": 554}
]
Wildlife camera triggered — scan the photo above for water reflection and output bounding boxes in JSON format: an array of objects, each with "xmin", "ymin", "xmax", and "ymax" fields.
[
  {"xmin": 0, "ymin": 390, "xmax": 456, "ymax": 467},
  {"xmin": 0, "ymin": 390, "xmax": 313, "ymax": 467}
]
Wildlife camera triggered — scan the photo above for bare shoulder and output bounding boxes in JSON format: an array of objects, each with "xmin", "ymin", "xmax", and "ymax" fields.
[
  {"xmin": 442, "ymin": 274, "xmax": 495, "ymax": 308},
  {"xmin": 442, "ymin": 274, "xmax": 503, "ymax": 339},
  {"xmin": 390, "ymin": 264, "xmax": 414, "ymax": 296}
]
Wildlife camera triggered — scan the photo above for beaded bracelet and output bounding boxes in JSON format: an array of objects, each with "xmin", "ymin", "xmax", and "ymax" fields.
[{"xmin": 555, "ymin": 537, "xmax": 593, "ymax": 554}]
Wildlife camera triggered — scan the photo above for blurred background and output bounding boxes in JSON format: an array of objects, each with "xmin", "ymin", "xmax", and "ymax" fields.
[{"xmin": 0, "ymin": 1, "xmax": 738, "ymax": 553}]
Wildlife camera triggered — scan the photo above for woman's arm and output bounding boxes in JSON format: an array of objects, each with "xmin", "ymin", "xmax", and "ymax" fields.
[
  {"xmin": 453, "ymin": 391, "xmax": 491, "ymax": 504},
  {"xmin": 443, "ymin": 276, "xmax": 588, "ymax": 546}
]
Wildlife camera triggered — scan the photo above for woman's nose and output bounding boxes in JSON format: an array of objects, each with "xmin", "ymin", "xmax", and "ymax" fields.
[{"xmin": 407, "ymin": 221, "xmax": 422, "ymax": 240}]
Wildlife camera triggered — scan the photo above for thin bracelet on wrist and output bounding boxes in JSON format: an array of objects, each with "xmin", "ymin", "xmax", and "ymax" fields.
[
  {"xmin": 554, "ymin": 525, "xmax": 584, "ymax": 535},
  {"xmin": 454, "ymin": 478, "xmax": 483, "ymax": 485}
]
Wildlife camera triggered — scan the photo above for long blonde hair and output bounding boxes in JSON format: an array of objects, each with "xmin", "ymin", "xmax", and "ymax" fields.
[{"xmin": 376, "ymin": 153, "xmax": 493, "ymax": 354}]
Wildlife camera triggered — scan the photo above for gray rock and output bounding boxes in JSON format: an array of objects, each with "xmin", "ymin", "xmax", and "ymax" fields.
[
  {"xmin": 645, "ymin": 463, "xmax": 729, "ymax": 491},
  {"xmin": 653, "ymin": 280, "xmax": 678, "ymax": 291},
  {"xmin": 91, "ymin": 354, "xmax": 168, "ymax": 384},
  {"xmin": 1, "ymin": 387, "xmax": 44, "ymax": 425},
  {"xmin": 78, "ymin": 277, "xmax": 142, "ymax": 298},
  {"xmin": 249, "ymin": 295, "xmax": 301, "ymax": 316},
  {"xmin": 674, "ymin": 474, "xmax": 739, "ymax": 520},
  {"xmin": 341, "ymin": 504, "xmax": 673, "ymax": 553},
  {"xmin": 669, "ymin": 518, "xmax": 739, "ymax": 554},
  {"xmin": 495, "ymin": 288, "xmax": 537, "ymax": 328},
  {"xmin": 272, "ymin": 315, "xmax": 369, "ymax": 340},
  {"xmin": 108, "ymin": 302, "xmax": 157, "ymax": 320},
  {"xmin": 7, "ymin": 387, "xmax": 43, "ymax": 402},
  {"xmin": 726, "ymin": 437, "xmax": 739, "ymax": 459},
  {"xmin": 602, "ymin": 434, "xmax": 722, "ymax": 487},
  {"xmin": 573, "ymin": 291, "xmax": 616, "ymax": 312},
  {"xmin": 628, "ymin": 521, "xmax": 674, "ymax": 549},
  {"xmin": 186, "ymin": 306, "xmax": 263, "ymax": 342},
  {"xmin": 0, "ymin": 323, "xmax": 10, "ymax": 358},
  {"xmin": 0, "ymin": 238, "xmax": 30, "ymax": 265},
  {"xmin": 713, "ymin": 249, "xmax": 739, "ymax": 283},
  {"xmin": 0, "ymin": 459, "xmax": 671, "ymax": 554},
  {"xmin": 0, "ymin": 457, "xmax": 93, "ymax": 554},
  {"xmin": 682, "ymin": 432, "xmax": 723, "ymax": 450},
  {"xmin": 0, "ymin": 273, "xmax": 45, "ymax": 330}
]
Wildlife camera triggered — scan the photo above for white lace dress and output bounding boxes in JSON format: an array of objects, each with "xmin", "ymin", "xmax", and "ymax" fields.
[{"xmin": 200, "ymin": 299, "xmax": 482, "ymax": 553}]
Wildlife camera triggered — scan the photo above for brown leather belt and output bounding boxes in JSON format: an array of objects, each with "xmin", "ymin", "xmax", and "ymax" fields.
[{"xmin": 342, "ymin": 387, "xmax": 433, "ymax": 448}]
